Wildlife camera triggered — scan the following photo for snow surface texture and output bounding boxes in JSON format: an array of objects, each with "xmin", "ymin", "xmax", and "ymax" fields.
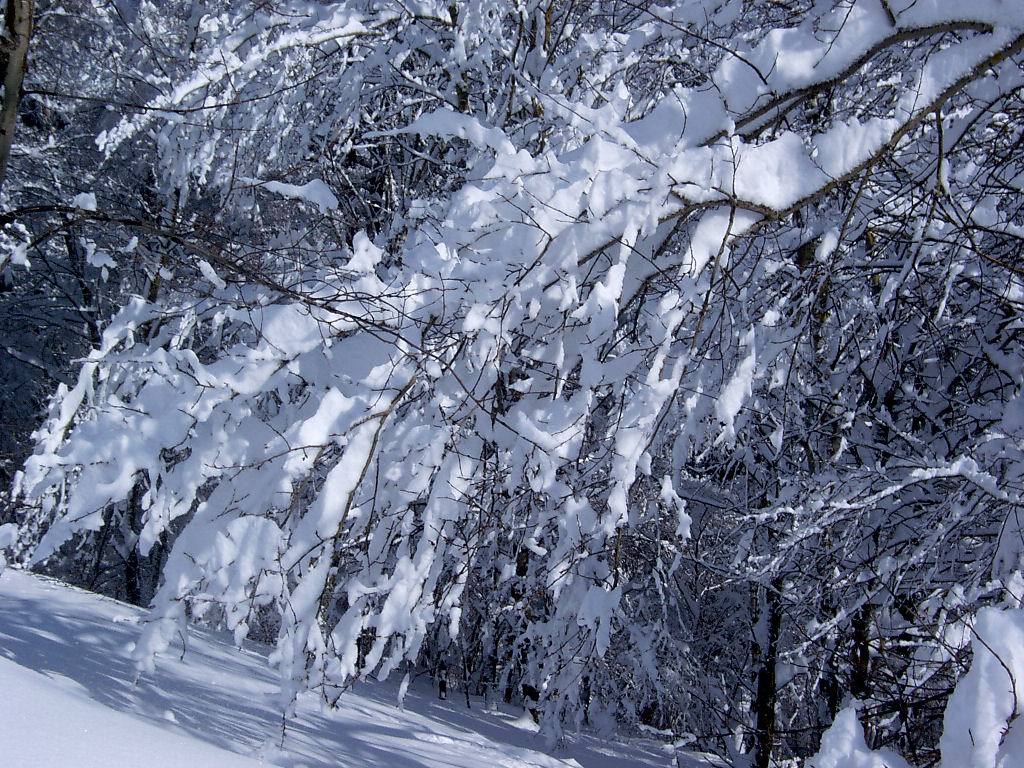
[{"xmin": 0, "ymin": 569, "xmax": 698, "ymax": 768}]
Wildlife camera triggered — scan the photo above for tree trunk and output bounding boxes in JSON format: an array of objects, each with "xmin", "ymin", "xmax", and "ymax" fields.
[
  {"xmin": 752, "ymin": 582, "xmax": 782, "ymax": 768},
  {"xmin": 124, "ymin": 481, "xmax": 144, "ymax": 605},
  {"xmin": 125, "ymin": 541, "xmax": 141, "ymax": 605},
  {"xmin": 0, "ymin": 0, "xmax": 34, "ymax": 195},
  {"xmin": 851, "ymin": 603, "xmax": 872, "ymax": 700}
]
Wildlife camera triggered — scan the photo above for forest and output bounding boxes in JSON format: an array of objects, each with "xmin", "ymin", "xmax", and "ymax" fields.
[{"xmin": 1, "ymin": 1, "xmax": 1023, "ymax": 766}]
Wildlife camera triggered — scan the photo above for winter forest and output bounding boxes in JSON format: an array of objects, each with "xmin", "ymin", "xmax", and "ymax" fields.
[{"xmin": 1, "ymin": 0, "xmax": 1023, "ymax": 765}]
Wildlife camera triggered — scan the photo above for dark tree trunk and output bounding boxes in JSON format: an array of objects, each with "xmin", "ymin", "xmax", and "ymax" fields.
[
  {"xmin": 124, "ymin": 482, "xmax": 144, "ymax": 605},
  {"xmin": 752, "ymin": 582, "xmax": 782, "ymax": 768},
  {"xmin": 0, "ymin": 0, "xmax": 34, "ymax": 194},
  {"xmin": 851, "ymin": 603, "xmax": 872, "ymax": 700}
]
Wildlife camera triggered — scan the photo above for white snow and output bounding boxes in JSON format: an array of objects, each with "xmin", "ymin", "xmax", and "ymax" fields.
[
  {"xmin": 71, "ymin": 192, "xmax": 98, "ymax": 211},
  {"xmin": 807, "ymin": 707, "xmax": 911, "ymax": 768},
  {"xmin": 939, "ymin": 607, "xmax": 1024, "ymax": 768},
  {"xmin": 396, "ymin": 109, "xmax": 517, "ymax": 156},
  {"xmin": 260, "ymin": 179, "xmax": 339, "ymax": 214},
  {"xmin": 197, "ymin": 259, "xmax": 227, "ymax": 290},
  {"xmin": 715, "ymin": 329, "xmax": 757, "ymax": 446},
  {"xmin": 348, "ymin": 230, "xmax": 383, "ymax": 273},
  {"xmin": 0, "ymin": 656, "xmax": 263, "ymax": 768},
  {"xmin": 0, "ymin": 568, "xmax": 689, "ymax": 768}
]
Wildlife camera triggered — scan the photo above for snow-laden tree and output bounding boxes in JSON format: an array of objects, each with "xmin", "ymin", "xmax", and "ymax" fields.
[
  {"xmin": 808, "ymin": 605, "xmax": 1024, "ymax": 768},
  {"xmin": 0, "ymin": 0, "xmax": 249, "ymax": 488},
  {"xmin": 0, "ymin": 0, "xmax": 141, "ymax": 486},
  {"xmin": 7, "ymin": 0, "xmax": 1024, "ymax": 763}
]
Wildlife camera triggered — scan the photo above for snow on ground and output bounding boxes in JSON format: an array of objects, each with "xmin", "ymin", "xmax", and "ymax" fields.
[{"xmin": 0, "ymin": 569, "xmax": 706, "ymax": 768}]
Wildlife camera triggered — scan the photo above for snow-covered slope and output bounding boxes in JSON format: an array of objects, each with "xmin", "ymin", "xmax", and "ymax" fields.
[{"xmin": 0, "ymin": 569, "xmax": 698, "ymax": 768}]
